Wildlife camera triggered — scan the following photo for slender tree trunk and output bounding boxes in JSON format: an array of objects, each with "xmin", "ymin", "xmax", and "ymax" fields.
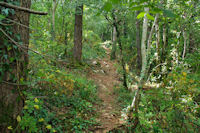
[
  {"xmin": 189, "ymin": 33, "xmax": 195, "ymax": 53},
  {"xmin": 136, "ymin": 11, "xmax": 142, "ymax": 74},
  {"xmin": 140, "ymin": 7, "xmax": 149, "ymax": 80},
  {"xmin": 147, "ymin": 14, "xmax": 159, "ymax": 50},
  {"xmin": 0, "ymin": 0, "xmax": 31, "ymax": 131},
  {"xmin": 73, "ymin": 4, "xmax": 83, "ymax": 62},
  {"xmin": 52, "ymin": 0, "xmax": 58, "ymax": 41},
  {"xmin": 65, "ymin": 22, "xmax": 68, "ymax": 46},
  {"xmin": 111, "ymin": 10, "xmax": 128, "ymax": 89},
  {"xmin": 162, "ymin": 22, "xmax": 167, "ymax": 61},
  {"xmin": 129, "ymin": 6, "xmax": 149, "ymax": 130},
  {"xmin": 123, "ymin": 18, "xmax": 128, "ymax": 38},
  {"xmin": 182, "ymin": 31, "xmax": 187, "ymax": 60},
  {"xmin": 115, "ymin": 24, "xmax": 128, "ymax": 89},
  {"xmin": 155, "ymin": 14, "xmax": 160, "ymax": 62},
  {"xmin": 110, "ymin": 26, "xmax": 117, "ymax": 60}
]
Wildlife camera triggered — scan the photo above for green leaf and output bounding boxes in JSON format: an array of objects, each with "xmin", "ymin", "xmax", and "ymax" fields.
[
  {"xmin": 147, "ymin": 13, "xmax": 154, "ymax": 20},
  {"xmin": 163, "ymin": 9, "xmax": 177, "ymax": 18},
  {"xmin": 136, "ymin": 12, "xmax": 145, "ymax": 19},
  {"xmin": 0, "ymin": 14, "xmax": 5, "ymax": 21},
  {"xmin": 129, "ymin": 2, "xmax": 137, "ymax": 7},
  {"xmin": 150, "ymin": 8, "xmax": 162, "ymax": 14},
  {"xmin": 2, "ymin": 8, "xmax": 9, "ymax": 15},
  {"xmin": 103, "ymin": 2, "xmax": 112, "ymax": 12},
  {"xmin": 111, "ymin": 0, "xmax": 120, "ymax": 4},
  {"xmin": 131, "ymin": 6, "xmax": 143, "ymax": 11}
]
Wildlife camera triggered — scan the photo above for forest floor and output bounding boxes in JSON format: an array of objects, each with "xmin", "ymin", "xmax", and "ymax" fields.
[{"xmin": 87, "ymin": 47, "xmax": 125, "ymax": 133}]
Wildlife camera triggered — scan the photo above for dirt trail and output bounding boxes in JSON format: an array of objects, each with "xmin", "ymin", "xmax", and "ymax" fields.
[{"xmin": 87, "ymin": 48, "xmax": 124, "ymax": 133}]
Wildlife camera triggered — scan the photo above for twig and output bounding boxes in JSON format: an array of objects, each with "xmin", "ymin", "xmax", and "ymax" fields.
[
  {"xmin": 0, "ymin": 28, "xmax": 29, "ymax": 55},
  {"xmin": 0, "ymin": 28, "xmax": 66, "ymax": 63},
  {"xmin": 147, "ymin": 63, "xmax": 166, "ymax": 82},
  {"xmin": 0, "ymin": 2, "xmax": 48, "ymax": 15},
  {"xmin": 0, "ymin": 81, "xmax": 27, "ymax": 86},
  {"xmin": 0, "ymin": 22, "xmax": 14, "ymax": 26},
  {"xmin": 104, "ymin": 14, "xmax": 113, "ymax": 25},
  {"xmin": 2, "ymin": 17, "xmax": 34, "ymax": 30}
]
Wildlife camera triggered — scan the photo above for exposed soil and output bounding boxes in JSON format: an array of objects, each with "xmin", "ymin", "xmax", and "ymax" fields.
[{"xmin": 87, "ymin": 48, "xmax": 125, "ymax": 133}]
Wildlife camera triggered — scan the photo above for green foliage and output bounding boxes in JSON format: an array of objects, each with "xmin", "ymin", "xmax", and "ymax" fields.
[
  {"xmin": 114, "ymin": 85, "xmax": 133, "ymax": 108},
  {"xmin": 16, "ymin": 68, "xmax": 98, "ymax": 132},
  {"xmin": 185, "ymin": 48, "xmax": 200, "ymax": 73},
  {"xmin": 131, "ymin": 65, "xmax": 200, "ymax": 132}
]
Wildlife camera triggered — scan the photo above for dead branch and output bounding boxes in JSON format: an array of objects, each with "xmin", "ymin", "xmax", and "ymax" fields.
[{"xmin": 0, "ymin": 2, "xmax": 48, "ymax": 15}]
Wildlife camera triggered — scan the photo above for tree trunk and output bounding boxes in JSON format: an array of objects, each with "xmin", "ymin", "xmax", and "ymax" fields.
[
  {"xmin": 155, "ymin": 14, "xmax": 160, "ymax": 62},
  {"xmin": 147, "ymin": 14, "xmax": 159, "ymax": 50},
  {"xmin": 65, "ymin": 22, "xmax": 68, "ymax": 46},
  {"xmin": 110, "ymin": 26, "xmax": 117, "ymax": 60},
  {"xmin": 136, "ymin": 11, "xmax": 142, "ymax": 74},
  {"xmin": 182, "ymin": 31, "xmax": 187, "ymax": 60},
  {"xmin": 123, "ymin": 18, "xmax": 128, "ymax": 38},
  {"xmin": 0, "ymin": 0, "xmax": 31, "ymax": 131},
  {"xmin": 129, "ymin": 6, "xmax": 149, "ymax": 130},
  {"xmin": 112, "ymin": 10, "xmax": 128, "ymax": 89},
  {"xmin": 189, "ymin": 33, "xmax": 195, "ymax": 53},
  {"xmin": 73, "ymin": 4, "xmax": 83, "ymax": 62},
  {"xmin": 140, "ymin": 7, "xmax": 149, "ymax": 80},
  {"xmin": 51, "ymin": 0, "xmax": 57, "ymax": 41},
  {"xmin": 161, "ymin": 22, "xmax": 167, "ymax": 61},
  {"xmin": 115, "ymin": 24, "xmax": 128, "ymax": 89}
]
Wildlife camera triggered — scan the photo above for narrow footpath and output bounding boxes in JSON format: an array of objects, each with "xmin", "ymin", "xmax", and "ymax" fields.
[{"xmin": 88, "ymin": 48, "xmax": 125, "ymax": 133}]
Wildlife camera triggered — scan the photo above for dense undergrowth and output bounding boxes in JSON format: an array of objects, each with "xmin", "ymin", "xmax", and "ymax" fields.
[
  {"xmin": 13, "ymin": 39, "xmax": 107, "ymax": 132},
  {"xmin": 114, "ymin": 50, "xmax": 200, "ymax": 132}
]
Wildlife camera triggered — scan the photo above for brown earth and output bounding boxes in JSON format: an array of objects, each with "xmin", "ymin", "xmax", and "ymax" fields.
[{"xmin": 87, "ymin": 48, "xmax": 125, "ymax": 133}]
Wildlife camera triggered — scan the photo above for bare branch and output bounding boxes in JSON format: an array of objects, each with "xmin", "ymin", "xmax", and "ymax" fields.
[
  {"xmin": 0, "ymin": 2, "xmax": 48, "ymax": 15},
  {"xmin": 0, "ymin": 28, "xmax": 66, "ymax": 63}
]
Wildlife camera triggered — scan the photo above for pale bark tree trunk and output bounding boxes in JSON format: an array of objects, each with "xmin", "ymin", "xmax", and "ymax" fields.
[
  {"xmin": 136, "ymin": 11, "xmax": 142, "ymax": 73},
  {"xmin": 155, "ymin": 14, "xmax": 160, "ymax": 61},
  {"xmin": 147, "ymin": 14, "xmax": 159, "ymax": 50},
  {"xmin": 162, "ymin": 22, "xmax": 167, "ymax": 59},
  {"xmin": 0, "ymin": 0, "xmax": 31, "ymax": 131},
  {"xmin": 110, "ymin": 26, "xmax": 117, "ymax": 60},
  {"xmin": 140, "ymin": 7, "xmax": 149, "ymax": 80},
  {"xmin": 182, "ymin": 31, "xmax": 187, "ymax": 60},
  {"xmin": 129, "ymin": 6, "xmax": 149, "ymax": 130},
  {"xmin": 73, "ymin": 4, "xmax": 83, "ymax": 62}
]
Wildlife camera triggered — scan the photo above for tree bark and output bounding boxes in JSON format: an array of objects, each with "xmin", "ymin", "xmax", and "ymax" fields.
[
  {"xmin": 182, "ymin": 31, "xmax": 187, "ymax": 60},
  {"xmin": 51, "ymin": 0, "xmax": 57, "ymax": 41},
  {"xmin": 129, "ymin": 6, "xmax": 149, "ymax": 130},
  {"xmin": 65, "ymin": 22, "xmax": 68, "ymax": 46},
  {"xmin": 162, "ymin": 22, "xmax": 167, "ymax": 61},
  {"xmin": 115, "ymin": 24, "xmax": 128, "ymax": 89},
  {"xmin": 0, "ymin": 0, "xmax": 31, "ymax": 131},
  {"xmin": 110, "ymin": 26, "xmax": 117, "ymax": 60},
  {"xmin": 112, "ymin": 11, "xmax": 128, "ymax": 89},
  {"xmin": 140, "ymin": 7, "xmax": 149, "ymax": 80},
  {"xmin": 0, "ymin": 1, "xmax": 47, "ymax": 15},
  {"xmin": 136, "ymin": 11, "xmax": 142, "ymax": 74},
  {"xmin": 147, "ymin": 14, "xmax": 159, "ymax": 50},
  {"xmin": 73, "ymin": 4, "xmax": 83, "ymax": 62},
  {"xmin": 155, "ymin": 14, "xmax": 160, "ymax": 62}
]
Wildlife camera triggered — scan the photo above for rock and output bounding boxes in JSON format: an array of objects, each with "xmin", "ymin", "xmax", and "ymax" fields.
[{"xmin": 92, "ymin": 61, "xmax": 98, "ymax": 65}]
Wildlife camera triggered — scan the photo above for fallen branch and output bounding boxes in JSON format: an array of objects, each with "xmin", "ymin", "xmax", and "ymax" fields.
[
  {"xmin": 0, "ymin": 80, "xmax": 27, "ymax": 86},
  {"xmin": 0, "ymin": 2, "xmax": 48, "ymax": 15}
]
